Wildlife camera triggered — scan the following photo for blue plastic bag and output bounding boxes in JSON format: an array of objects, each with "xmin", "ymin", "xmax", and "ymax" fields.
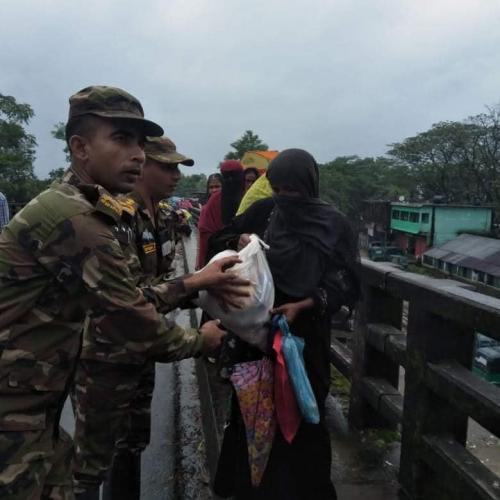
[{"xmin": 276, "ymin": 315, "xmax": 320, "ymax": 424}]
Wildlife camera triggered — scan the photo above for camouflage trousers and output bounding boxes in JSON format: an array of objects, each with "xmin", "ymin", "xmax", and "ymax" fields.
[
  {"xmin": 72, "ymin": 359, "xmax": 155, "ymax": 490},
  {"xmin": 0, "ymin": 425, "xmax": 74, "ymax": 500}
]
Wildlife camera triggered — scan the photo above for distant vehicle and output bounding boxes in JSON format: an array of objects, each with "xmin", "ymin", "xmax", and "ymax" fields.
[
  {"xmin": 475, "ymin": 333, "xmax": 500, "ymax": 350},
  {"xmin": 472, "ymin": 333, "xmax": 500, "ymax": 386},
  {"xmin": 368, "ymin": 245, "xmax": 404, "ymax": 262},
  {"xmin": 473, "ymin": 346, "xmax": 500, "ymax": 386}
]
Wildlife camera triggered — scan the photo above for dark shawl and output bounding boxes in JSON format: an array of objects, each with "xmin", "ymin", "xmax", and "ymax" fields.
[
  {"xmin": 220, "ymin": 161, "xmax": 245, "ymax": 225},
  {"xmin": 265, "ymin": 148, "xmax": 358, "ymax": 298},
  {"xmin": 196, "ymin": 161, "xmax": 244, "ymax": 268}
]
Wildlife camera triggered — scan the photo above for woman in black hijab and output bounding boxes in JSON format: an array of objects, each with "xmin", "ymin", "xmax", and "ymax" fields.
[
  {"xmin": 197, "ymin": 161, "xmax": 245, "ymax": 268},
  {"xmin": 214, "ymin": 149, "xmax": 359, "ymax": 500}
]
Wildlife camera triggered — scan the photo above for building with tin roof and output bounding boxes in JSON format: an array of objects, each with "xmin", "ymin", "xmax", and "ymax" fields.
[{"xmin": 423, "ymin": 233, "xmax": 500, "ymax": 289}]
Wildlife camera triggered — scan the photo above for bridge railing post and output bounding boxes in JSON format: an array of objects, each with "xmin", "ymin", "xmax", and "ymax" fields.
[
  {"xmin": 399, "ymin": 300, "xmax": 474, "ymax": 500},
  {"xmin": 349, "ymin": 276, "xmax": 403, "ymax": 429},
  {"xmin": 337, "ymin": 260, "xmax": 500, "ymax": 499}
]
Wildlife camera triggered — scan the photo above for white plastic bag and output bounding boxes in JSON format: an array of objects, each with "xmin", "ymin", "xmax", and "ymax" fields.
[{"xmin": 195, "ymin": 234, "xmax": 275, "ymax": 351}]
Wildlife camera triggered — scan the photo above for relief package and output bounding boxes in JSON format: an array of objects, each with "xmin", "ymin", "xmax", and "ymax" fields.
[{"xmin": 195, "ymin": 234, "xmax": 274, "ymax": 351}]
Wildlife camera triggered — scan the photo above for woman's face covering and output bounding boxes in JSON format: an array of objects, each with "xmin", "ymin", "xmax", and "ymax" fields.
[
  {"xmin": 267, "ymin": 149, "xmax": 319, "ymax": 199},
  {"xmin": 270, "ymin": 184, "xmax": 302, "ymax": 197}
]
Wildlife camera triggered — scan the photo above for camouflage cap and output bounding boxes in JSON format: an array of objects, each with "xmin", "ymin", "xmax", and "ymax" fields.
[
  {"xmin": 68, "ymin": 85, "xmax": 163, "ymax": 137},
  {"xmin": 144, "ymin": 136, "xmax": 194, "ymax": 166}
]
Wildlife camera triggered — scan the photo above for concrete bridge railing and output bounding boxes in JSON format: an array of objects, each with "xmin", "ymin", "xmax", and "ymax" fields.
[{"xmin": 331, "ymin": 259, "xmax": 500, "ymax": 500}]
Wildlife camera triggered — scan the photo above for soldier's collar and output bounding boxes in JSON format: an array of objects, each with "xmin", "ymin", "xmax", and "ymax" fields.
[
  {"xmin": 64, "ymin": 168, "xmax": 131, "ymax": 222},
  {"xmin": 94, "ymin": 187, "xmax": 133, "ymax": 221},
  {"xmin": 62, "ymin": 169, "xmax": 103, "ymax": 206},
  {"xmin": 127, "ymin": 191, "xmax": 159, "ymax": 221},
  {"xmin": 116, "ymin": 193, "xmax": 140, "ymax": 217},
  {"xmin": 61, "ymin": 168, "xmax": 80, "ymax": 187},
  {"xmin": 127, "ymin": 190, "xmax": 147, "ymax": 208}
]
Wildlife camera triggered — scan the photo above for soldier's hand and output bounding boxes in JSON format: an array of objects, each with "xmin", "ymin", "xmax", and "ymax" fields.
[
  {"xmin": 199, "ymin": 319, "xmax": 226, "ymax": 356},
  {"xmin": 185, "ymin": 256, "xmax": 251, "ymax": 294},
  {"xmin": 198, "ymin": 256, "xmax": 245, "ymax": 287},
  {"xmin": 203, "ymin": 257, "xmax": 253, "ymax": 310}
]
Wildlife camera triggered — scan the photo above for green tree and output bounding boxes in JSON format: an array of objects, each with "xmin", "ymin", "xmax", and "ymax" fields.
[
  {"xmin": 173, "ymin": 173, "xmax": 208, "ymax": 197},
  {"xmin": 51, "ymin": 121, "xmax": 71, "ymax": 163},
  {"xmin": 465, "ymin": 106, "xmax": 500, "ymax": 205},
  {"xmin": 224, "ymin": 130, "xmax": 268, "ymax": 160},
  {"xmin": 35, "ymin": 167, "xmax": 67, "ymax": 194},
  {"xmin": 388, "ymin": 106, "xmax": 500, "ymax": 205},
  {"xmin": 0, "ymin": 93, "xmax": 39, "ymax": 203},
  {"xmin": 47, "ymin": 167, "xmax": 66, "ymax": 181},
  {"xmin": 319, "ymin": 156, "xmax": 413, "ymax": 221}
]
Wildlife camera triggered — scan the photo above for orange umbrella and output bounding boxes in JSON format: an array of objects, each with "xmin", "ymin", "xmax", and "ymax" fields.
[{"xmin": 241, "ymin": 150, "xmax": 279, "ymax": 175}]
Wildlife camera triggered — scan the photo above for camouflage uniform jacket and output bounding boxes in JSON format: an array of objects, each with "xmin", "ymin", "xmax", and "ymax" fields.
[
  {"xmin": 0, "ymin": 169, "xmax": 202, "ymax": 432},
  {"xmin": 120, "ymin": 193, "xmax": 187, "ymax": 302},
  {"xmin": 125, "ymin": 194, "xmax": 179, "ymax": 283},
  {"xmin": 133, "ymin": 198, "xmax": 199, "ymax": 313},
  {"xmin": 80, "ymin": 192, "xmax": 195, "ymax": 364}
]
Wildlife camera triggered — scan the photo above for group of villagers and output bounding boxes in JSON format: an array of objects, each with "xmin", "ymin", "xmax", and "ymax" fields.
[{"xmin": 197, "ymin": 149, "xmax": 360, "ymax": 500}]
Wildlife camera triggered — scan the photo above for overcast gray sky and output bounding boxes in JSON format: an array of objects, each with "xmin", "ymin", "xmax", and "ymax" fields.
[{"xmin": 1, "ymin": 0, "xmax": 500, "ymax": 178}]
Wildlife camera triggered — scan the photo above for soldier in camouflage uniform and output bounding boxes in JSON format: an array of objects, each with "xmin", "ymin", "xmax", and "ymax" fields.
[
  {"xmin": 0, "ymin": 86, "xmax": 241, "ymax": 500},
  {"xmin": 72, "ymin": 137, "xmax": 201, "ymax": 498}
]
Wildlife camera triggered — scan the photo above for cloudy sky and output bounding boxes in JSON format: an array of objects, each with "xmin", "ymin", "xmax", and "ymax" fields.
[{"xmin": 1, "ymin": 0, "xmax": 500, "ymax": 178}]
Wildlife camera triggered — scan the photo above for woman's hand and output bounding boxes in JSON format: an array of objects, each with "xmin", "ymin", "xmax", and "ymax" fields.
[
  {"xmin": 271, "ymin": 302, "xmax": 302, "ymax": 324},
  {"xmin": 271, "ymin": 297, "xmax": 315, "ymax": 324},
  {"xmin": 237, "ymin": 233, "xmax": 252, "ymax": 251}
]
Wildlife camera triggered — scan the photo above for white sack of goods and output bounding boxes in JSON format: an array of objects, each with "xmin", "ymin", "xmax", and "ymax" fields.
[{"xmin": 195, "ymin": 234, "xmax": 274, "ymax": 351}]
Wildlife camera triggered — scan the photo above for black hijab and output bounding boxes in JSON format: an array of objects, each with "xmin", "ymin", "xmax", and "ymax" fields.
[
  {"xmin": 265, "ymin": 149, "xmax": 357, "ymax": 298},
  {"xmin": 220, "ymin": 161, "xmax": 245, "ymax": 225}
]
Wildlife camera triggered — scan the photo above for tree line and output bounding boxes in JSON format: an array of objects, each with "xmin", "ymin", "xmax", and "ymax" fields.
[{"xmin": 2, "ymin": 92, "xmax": 499, "ymax": 221}]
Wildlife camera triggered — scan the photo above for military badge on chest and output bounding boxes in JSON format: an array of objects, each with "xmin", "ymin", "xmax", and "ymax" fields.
[
  {"xmin": 158, "ymin": 228, "xmax": 175, "ymax": 259},
  {"xmin": 141, "ymin": 228, "xmax": 157, "ymax": 255},
  {"xmin": 113, "ymin": 222, "xmax": 133, "ymax": 247}
]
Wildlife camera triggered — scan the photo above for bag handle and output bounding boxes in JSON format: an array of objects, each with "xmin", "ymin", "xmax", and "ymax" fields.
[
  {"xmin": 250, "ymin": 233, "xmax": 270, "ymax": 250},
  {"xmin": 271, "ymin": 314, "xmax": 291, "ymax": 337}
]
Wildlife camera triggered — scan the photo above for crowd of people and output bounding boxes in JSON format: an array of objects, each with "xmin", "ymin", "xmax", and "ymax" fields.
[{"xmin": 0, "ymin": 85, "xmax": 359, "ymax": 500}]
